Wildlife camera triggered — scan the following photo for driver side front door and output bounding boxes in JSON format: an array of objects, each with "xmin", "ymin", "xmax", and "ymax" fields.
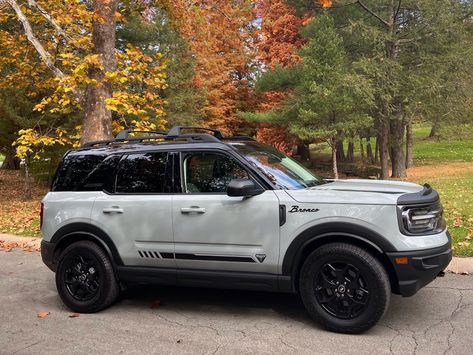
[{"xmin": 172, "ymin": 151, "xmax": 281, "ymax": 274}]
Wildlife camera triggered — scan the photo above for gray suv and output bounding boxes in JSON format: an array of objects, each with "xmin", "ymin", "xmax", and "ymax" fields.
[{"xmin": 40, "ymin": 126, "xmax": 452, "ymax": 333}]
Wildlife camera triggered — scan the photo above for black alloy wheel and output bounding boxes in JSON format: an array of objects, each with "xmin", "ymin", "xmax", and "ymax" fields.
[
  {"xmin": 314, "ymin": 262, "xmax": 370, "ymax": 319},
  {"xmin": 64, "ymin": 254, "xmax": 100, "ymax": 301}
]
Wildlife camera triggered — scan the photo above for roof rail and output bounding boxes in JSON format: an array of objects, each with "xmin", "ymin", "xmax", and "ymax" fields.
[
  {"xmin": 116, "ymin": 129, "xmax": 167, "ymax": 140},
  {"xmin": 167, "ymin": 126, "xmax": 224, "ymax": 140},
  {"xmin": 80, "ymin": 125, "xmax": 251, "ymax": 148}
]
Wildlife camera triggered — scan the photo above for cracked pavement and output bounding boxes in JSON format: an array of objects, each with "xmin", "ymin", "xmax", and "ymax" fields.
[{"xmin": 1, "ymin": 250, "xmax": 473, "ymax": 355}]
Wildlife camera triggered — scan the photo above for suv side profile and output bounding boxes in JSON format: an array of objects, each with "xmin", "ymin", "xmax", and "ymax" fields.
[{"xmin": 41, "ymin": 126, "xmax": 452, "ymax": 333}]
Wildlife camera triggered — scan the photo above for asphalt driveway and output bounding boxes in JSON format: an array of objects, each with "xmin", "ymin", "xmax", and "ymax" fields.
[{"xmin": 1, "ymin": 249, "xmax": 472, "ymax": 354}]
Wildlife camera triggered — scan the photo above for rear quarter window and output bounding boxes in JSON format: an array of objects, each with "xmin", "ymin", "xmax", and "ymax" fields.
[{"xmin": 52, "ymin": 153, "xmax": 106, "ymax": 191}]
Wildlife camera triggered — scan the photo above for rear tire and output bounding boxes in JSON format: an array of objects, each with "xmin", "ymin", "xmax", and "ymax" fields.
[
  {"xmin": 299, "ymin": 243, "xmax": 390, "ymax": 333},
  {"xmin": 56, "ymin": 241, "xmax": 120, "ymax": 313}
]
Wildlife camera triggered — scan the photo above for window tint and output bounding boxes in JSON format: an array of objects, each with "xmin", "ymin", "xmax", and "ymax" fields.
[
  {"xmin": 79, "ymin": 155, "xmax": 121, "ymax": 192},
  {"xmin": 183, "ymin": 153, "xmax": 249, "ymax": 193},
  {"xmin": 52, "ymin": 154, "xmax": 106, "ymax": 191},
  {"xmin": 116, "ymin": 152, "xmax": 169, "ymax": 193}
]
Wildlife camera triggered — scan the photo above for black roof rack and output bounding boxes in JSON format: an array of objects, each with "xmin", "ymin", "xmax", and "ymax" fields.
[
  {"xmin": 80, "ymin": 125, "xmax": 253, "ymax": 148},
  {"xmin": 167, "ymin": 126, "xmax": 224, "ymax": 139},
  {"xmin": 116, "ymin": 130, "xmax": 167, "ymax": 140}
]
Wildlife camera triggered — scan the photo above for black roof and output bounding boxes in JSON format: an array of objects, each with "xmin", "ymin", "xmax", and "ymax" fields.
[{"xmin": 72, "ymin": 126, "xmax": 255, "ymax": 155}]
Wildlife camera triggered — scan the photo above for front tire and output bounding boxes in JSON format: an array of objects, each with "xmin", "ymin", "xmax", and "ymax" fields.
[
  {"xmin": 56, "ymin": 241, "xmax": 120, "ymax": 313},
  {"xmin": 299, "ymin": 243, "xmax": 390, "ymax": 333}
]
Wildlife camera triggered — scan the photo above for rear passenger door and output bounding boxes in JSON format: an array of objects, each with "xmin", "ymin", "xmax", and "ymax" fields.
[{"xmin": 90, "ymin": 151, "xmax": 175, "ymax": 267}]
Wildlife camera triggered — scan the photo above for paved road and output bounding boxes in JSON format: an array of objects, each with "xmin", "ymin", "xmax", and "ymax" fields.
[{"xmin": 1, "ymin": 250, "xmax": 472, "ymax": 355}]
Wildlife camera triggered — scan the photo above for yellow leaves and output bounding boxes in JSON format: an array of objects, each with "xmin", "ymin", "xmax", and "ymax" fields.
[{"xmin": 14, "ymin": 128, "xmax": 72, "ymax": 159}]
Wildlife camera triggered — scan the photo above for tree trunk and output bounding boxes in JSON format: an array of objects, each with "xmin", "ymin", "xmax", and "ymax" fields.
[
  {"xmin": 374, "ymin": 135, "xmax": 380, "ymax": 164},
  {"xmin": 331, "ymin": 136, "xmax": 339, "ymax": 179},
  {"xmin": 429, "ymin": 120, "xmax": 440, "ymax": 138},
  {"xmin": 366, "ymin": 137, "xmax": 373, "ymax": 164},
  {"xmin": 347, "ymin": 140, "xmax": 355, "ymax": 162},
  {"xmin": 81, "ymin": 0, "xmax": 117, "ymax": 145},
  {"xmin": 390, "ymin": 117, "xmax": 406, "ymax": 178},
  {"xmin": 336, "ymin": 139, "xmax": 345, "ymax": 162},
  {"xmin": 297, "ymin": 141, "xmax": 311, "ymax": 161},
  {"xmin": 24, "ymin": 156, "xmax": 32, "ymax": 200},
  {"xmin": 360, "ymin": 138, "xmax": 365, "ymax": 163},
  {"xmin": 405, "ymin": 121, "xmax": 413, "ymax": 169},
  {"xmin": 379, "ymin": 120, "xmax": 390, "ymax": 179},
  {"xmin": 1, "ymin": 148, "xmax": 20, "ymax": 170}
]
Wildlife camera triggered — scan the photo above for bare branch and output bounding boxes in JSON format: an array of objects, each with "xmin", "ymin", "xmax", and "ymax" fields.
[
  {"xmin": 4, "ymin": 0, "xmax": 81, "ymax": 102},
  {"xmin": 356, "ymin": 0, "xmax": 390, "ymax": 27},
  {"xmin": 26, "ymin": 0, "xmax": 71, "ymax": 42},
  {"xmin": 5, "ymin": 0, "xmax": 64, "ymax": 78}
]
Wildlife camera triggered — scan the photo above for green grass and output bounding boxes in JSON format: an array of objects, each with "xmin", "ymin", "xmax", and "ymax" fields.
[{"xmin": 419, "ymin": 173, "xmax": 473, "ymax": 256}]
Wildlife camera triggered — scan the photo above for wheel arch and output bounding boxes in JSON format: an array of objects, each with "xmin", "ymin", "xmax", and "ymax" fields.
[
  {"xmin": 281, "ymin": 223, "xmax": 399, "ymax": 293},
  {"xmin": 50, "ymin": 223, "xmax": 123, "ymax": 267}
]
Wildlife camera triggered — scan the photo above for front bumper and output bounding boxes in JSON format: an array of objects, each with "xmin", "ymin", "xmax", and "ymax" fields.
[
  {"xmin": 387, "ymin": 233, "xmax": 452, "ymax": 297},
  {"xmin": 41, "ymin": 239, "xmax": 56, "ymax": 272}
]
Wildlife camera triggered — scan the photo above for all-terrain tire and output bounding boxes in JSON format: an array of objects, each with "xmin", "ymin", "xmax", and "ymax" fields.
[
  {"xmin": 56, "ymin": 240, "xmax": 120, "ymax": 313},
  {"xmin": 299, "ymin": 242, "xmax": 391, "ymax": 333}
]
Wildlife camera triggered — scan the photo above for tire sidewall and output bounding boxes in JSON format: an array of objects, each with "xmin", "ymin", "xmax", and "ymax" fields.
[
  {"xmin": 300, "ymin": 246, "xmax": 389, "ymax": 332},
  {"xmin": 56, "ymin": 243, "xmax": 110, "ymax": 313}
]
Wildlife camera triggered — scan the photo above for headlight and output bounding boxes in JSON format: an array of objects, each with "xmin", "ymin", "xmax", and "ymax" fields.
[{"xmin": 399, "ymin": 202, "xmax": 446, "ymax": 235}]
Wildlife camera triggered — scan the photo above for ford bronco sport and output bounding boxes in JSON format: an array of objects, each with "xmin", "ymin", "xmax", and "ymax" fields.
[{"xmin": 40, "ymin": 126, "xmax": 452, "ymax": 333}]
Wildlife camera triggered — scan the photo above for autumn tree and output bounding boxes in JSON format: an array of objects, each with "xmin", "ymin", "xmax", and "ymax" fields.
[
  {"xmin": 172, "ymin": 0, "xmax": 257, "ymax": 134},
  {"xmin": 252, "ymin": 0, "xmax": 306, "ymax": 156},
  {"xmin": 1, "ymin": 0, "xmax": 167, "ymax": 150}
]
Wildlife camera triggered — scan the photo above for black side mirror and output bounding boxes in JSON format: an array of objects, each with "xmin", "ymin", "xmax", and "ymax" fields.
[{"xmin": 227, "ymin": 179, "xmax": 264, "ymax": 197}]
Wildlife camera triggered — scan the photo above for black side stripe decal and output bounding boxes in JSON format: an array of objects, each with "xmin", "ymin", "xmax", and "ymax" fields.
[
  {"xmin": 175, "ymin": 253, "xmax": 256, "ymax": 263},
  {"xmin": 157, "ymin": 252, "xmax": 255, "ymax": 263}
]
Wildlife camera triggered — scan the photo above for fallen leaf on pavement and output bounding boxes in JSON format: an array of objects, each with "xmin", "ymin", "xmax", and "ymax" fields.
[
  {"xmin": 37, "ymin": 311, "xmax": 50, "ymax": 318},
  {"xmin": 69, "ymin": 313, "xmax": 80, "ymax": 318}
]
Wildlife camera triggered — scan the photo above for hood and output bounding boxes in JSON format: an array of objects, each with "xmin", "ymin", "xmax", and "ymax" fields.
[{"xmin": 286, "ymin": 179, "xmax": 424, "ymax": 206}]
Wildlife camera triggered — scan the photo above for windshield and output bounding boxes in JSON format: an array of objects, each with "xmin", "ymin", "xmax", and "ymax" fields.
[{"xmin": 230, "ymin": 142, "xmax": 325, "ymax": 189}]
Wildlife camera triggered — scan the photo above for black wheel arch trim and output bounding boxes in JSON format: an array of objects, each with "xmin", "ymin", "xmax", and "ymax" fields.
[
  {"xmin": 50, "ymin": 223, "xmax": 123, "ymax": 266},
  {"xmin": 281, "ymin": 222, "xmax": 397, "ymax": 277}
]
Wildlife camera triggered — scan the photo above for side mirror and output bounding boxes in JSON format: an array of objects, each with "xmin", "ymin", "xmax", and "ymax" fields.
[{"xmin": 227, "ymin": 179, "xmax": 264, "ymax": 197}]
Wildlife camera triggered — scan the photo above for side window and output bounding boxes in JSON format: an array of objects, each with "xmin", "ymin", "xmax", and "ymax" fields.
[
  {"xmin": 182, "ymin": 152, "xmax": 249, "ymax": 193},
  {"xmin": 79, "ymin": 155, "xmax": 121, "ymax": 192},
  {"xmin": 52, "ymin": 154, "xmax": 106, "ymax": 191},
  {"xmin": 116, "ymin": 152, "xmax": 169, "ymax": 193}
]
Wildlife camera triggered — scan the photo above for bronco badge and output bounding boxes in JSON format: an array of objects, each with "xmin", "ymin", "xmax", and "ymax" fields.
[{"xmin": 288, "ymin": 205, "xmax": 320, "ymax": 213}]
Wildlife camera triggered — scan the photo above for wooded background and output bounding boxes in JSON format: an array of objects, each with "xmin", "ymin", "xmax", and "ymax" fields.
[{"xmin": 1, "ymin": 0, "xmax": 473, "ymax": 180}]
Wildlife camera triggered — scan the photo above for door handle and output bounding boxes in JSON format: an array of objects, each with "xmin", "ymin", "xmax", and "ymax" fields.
[
  {"xmin": 181, "ymin": 206, "xmax": 206, "ymax": 214},
  {"xmin": 102, "ymin": 206, "xmax": 124, "ymax": 214}
]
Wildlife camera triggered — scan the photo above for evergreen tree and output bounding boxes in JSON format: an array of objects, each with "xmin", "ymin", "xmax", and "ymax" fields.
[{"xmin": 242, "ymin": 14, "xmax": 373, "ymax": 178}]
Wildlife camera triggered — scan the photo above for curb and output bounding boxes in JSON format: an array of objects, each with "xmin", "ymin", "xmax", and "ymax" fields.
[
  {"xmin": 445, "ymin": 257, "xmax": 473, "ymax": 275},
  {"xmin": 0, "ymin": 233, "xmax": 472, "ymax": 274}
]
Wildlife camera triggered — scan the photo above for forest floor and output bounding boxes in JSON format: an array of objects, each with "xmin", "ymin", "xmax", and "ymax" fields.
[{"xmin": 0, "ymin": 124, "xmax": 472, "ymax": 255}]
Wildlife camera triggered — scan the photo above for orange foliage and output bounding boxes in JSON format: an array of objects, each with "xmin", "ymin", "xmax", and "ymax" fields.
[
  {"xmin": 172, "ymin": 0, "xmax": 257, "ymax": 134},
  {"xmin": 254, "ymin": 0, "xmax": 307, "ymax": 149}
]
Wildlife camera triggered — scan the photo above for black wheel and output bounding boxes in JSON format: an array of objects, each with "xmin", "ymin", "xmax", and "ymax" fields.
[
  {"xmin": 56, "ymin": 241, "xmax": 120, "ymax": 313},
  {"xmin": 299, "ymin": 243, "xmax": 390, "ymax": 333}
]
